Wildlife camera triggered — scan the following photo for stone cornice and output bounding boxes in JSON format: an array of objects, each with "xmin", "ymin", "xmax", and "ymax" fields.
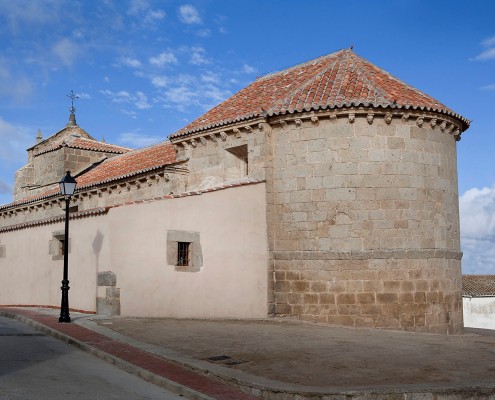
[
  {"xmin": 269, "ymin": 107, "xmax": 464, "ymax": 141},
  {"xmin": 169, "ymin": 104, "xmax": 470, "ymax": 142},
  {"xmin": 0, "ymin": 207, "xmax": 109, "ymax": 233},
  {"xmin": 169, "ymin": 107, "xmax": 466, "ymax": 147},
  {"xmin": 0, "ymin": 164, "xmax": 187, "ymax": 215}
]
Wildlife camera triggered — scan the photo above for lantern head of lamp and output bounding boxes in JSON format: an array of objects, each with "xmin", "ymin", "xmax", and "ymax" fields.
[{"xmin": 59, "ymin": 171, "xmax": 77, "ymax": 197}]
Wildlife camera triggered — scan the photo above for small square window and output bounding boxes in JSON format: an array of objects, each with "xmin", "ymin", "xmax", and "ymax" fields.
[
  {"xmin": 177, "ymin": 242, "xmax": 190, "ymax": 266},
  {"xmin": 167, "ymin": 231, "xmax": 202, "ymax": 272}
]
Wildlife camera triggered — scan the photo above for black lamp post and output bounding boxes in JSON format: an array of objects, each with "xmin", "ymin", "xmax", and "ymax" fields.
[{"xmin": 58, "ymin": 171, "xmax": 77, "ymax": 323}]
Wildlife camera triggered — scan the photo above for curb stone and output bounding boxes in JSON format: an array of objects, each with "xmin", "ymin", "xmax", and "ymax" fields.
[{"xmin": 0, "ymin": 310, "xmax": 216, "ymax": 400}]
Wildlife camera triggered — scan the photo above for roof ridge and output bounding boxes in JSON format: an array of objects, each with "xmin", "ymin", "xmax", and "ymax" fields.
[{"xmin": 68, "ymin": 136, "xmax": 132, "ymax": 151}]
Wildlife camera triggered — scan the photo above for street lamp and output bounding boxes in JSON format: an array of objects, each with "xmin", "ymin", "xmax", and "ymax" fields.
[{"xmin": 58, "ymin": 171, "xmax": 77, "ymax": 323}]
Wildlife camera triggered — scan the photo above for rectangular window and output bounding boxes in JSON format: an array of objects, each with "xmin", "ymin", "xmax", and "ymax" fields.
[
  {"xmin": 226, "ymin": 144, "xmax": 248, "ymax": 179},
  {"xmin": 167, "ymin": 231, "xmax": 202, "ymax": 272},
  {"xmin": 177, "ymin": 242, "xmax": 190, "ymax": 266},
  {"xmin": 59, "ymin": 239, "xmax": 65, "ymax": 256},
  {"xmin": 50, "ymin": 230, "xmax": 68, "ymax": 261}
]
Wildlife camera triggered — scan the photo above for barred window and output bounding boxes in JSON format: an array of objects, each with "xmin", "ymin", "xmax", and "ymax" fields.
[
  {"xmin": 167, "ymin": 231, "xmax": 202, "ymax": 272},
  {"xmin": 177, "ymin": 242, "xmax": 190, "ymax": 266}
]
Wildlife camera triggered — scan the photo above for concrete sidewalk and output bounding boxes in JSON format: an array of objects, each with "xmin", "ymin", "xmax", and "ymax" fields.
[{"xmin": 1, "ymin": 307, "xmax": 495, "ymax": 400}]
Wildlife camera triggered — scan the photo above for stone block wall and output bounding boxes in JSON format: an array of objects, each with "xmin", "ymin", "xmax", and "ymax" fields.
[
  {"xmin": 273, "ymin": 251, "xmax": 462, "ymax": 334},
  {"xmin": 14, "ymin": 147, "xmax": 124, "ymax": 201},
  {"xmin": 173, "ymin": 122, "xmax": 267, "ymax": 191},
  {"xmin": 268, "ymin": 109, "xmax": 464, "ymax": 333},
  {"xmin": 97, "ymin": 270, "xmax": 120, "ymax": 316}
]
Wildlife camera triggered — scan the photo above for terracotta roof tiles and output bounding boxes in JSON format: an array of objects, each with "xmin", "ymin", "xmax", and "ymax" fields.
[
  {"xmin": 76, "ymin": 141, "xmax": 177, "ymax": 188},
  {"xmin": 171, "ymin": 49, "xmax": 469, "ymax": 138},
  {"xmin": 35, "ymin": 136, "xmax": 131, "ymax": 157},
  {"xmin": 463, "ymin": 275, "xmax": 495, "ymax": 297}
]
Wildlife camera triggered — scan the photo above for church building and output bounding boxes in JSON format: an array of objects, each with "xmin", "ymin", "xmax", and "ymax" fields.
[{"xmin": 0, "ymin": 49, "xmax": 470, "ymax": 334}]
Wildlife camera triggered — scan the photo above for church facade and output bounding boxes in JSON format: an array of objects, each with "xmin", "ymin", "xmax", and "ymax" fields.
[{"xmin": 0, "ymin": 49, "xmax": 470, "ymax": 333}]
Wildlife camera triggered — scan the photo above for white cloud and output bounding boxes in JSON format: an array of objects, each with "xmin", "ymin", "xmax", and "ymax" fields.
[
  {"xmin": 178, "ymin": 4, "xmax": 201, "ymax": 24},
  {"xmin": 0, "ymin": 1, "xmax": 59, "ymax": 33},
  {"xmin": 149, "ymin": 51, "xmax": 178, "ymax": 67},
  {"xmin": 128, "ymin": 0, "xmax": 165, "ymax": 23},
  {"xmin": 480, "ymin": 84, "xmax": 495, "ymax": 90},
  {"xmin": 163, "ymin": 86, "xmax": 197, "ymax": 110},
  {"xmin": 120, "ymin": 56, "xmax": 142, "ymax": 69},
  {"xmin": 460, "ymin": 186, "xmax": 495, "ymax": 274},
  {"xmin": 120, "ymin": 109, "xmax": 138, "ymax": 119},
  {"xmin": 100, "ymin": 89, "xmax": 150, "ymax": 110},
  {"xmin": 52, "ymin": 38, "xmax": 79, "ymax": 67},
  {"xmin": 151, "ymin": 75, "xmax": 171, "ymax": 88},
  {"xmin": 482, "ymin": 36, "xmax": 495, "ymax": 48},
  {"xmin": 119, "ymin": 132, "xmax": 162, "ymax": 148},
  {"xmin": 128, "ymin": 0, "xmax": 149, "ymax": 15},
  {"xmin": 201, "ymin": 71, "xmax": 220, "ymax": 84},
  {"xmin": 473, "ymin": 47, "xmax": 495, "ymax": 61},
  {"xmin": 144, "ymin": 9, "xmax": 165, "ymax": 22},
  {"xmin": 156, "ymin": 77, "xmax": 230, "ymax": 113},
  {"xmin": 242, "ymin": 63, "xmax": 257, "ymax": 74},
  {"xmin": 135, "ymin": 91, "xmax": 151, "ymax": 109},
  {"xmin": 188, "ymin": 47, "xmax": 210, "ymax": 65},
  {"xmin": 472, "ymin": 36, "xmax": 495, "ymax": 61}
]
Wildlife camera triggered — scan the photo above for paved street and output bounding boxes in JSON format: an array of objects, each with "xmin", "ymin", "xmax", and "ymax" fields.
[
  {"xmin": 0, "ymin": 316, "xmax": 184, "ymax": 400},
  {"xmin": 2, "ymin": 307, "xmax": 495, "ymax": 400}
]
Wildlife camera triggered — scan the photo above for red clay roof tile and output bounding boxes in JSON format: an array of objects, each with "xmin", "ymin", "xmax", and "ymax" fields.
[
  {"xmin": 171, "ymin": 49, "xmax": 469, "ymax": 138},
  {"xmin": 76, "ymin": 141, "xmax": 176, "ymax": 188}
]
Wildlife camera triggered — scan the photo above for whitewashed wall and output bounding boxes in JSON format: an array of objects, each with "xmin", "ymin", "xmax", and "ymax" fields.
[
  {"xmin": 0, "ymin": 183, "xmax": 268, "ymax": 318},
  {"xmin": 463, "ymin": 297, "xmax": 495, "ymax": 330}
]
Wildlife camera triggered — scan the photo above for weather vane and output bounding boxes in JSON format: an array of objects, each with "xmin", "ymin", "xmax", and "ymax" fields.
[{"xmin": 67, "ymin": 90, "xmax": 79, "ymax": 114}]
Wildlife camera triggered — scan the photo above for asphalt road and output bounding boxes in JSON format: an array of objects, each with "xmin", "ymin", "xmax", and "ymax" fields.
[{"xmin": 0, "ymin": 316, "xmax": 184, "ymax": 400}]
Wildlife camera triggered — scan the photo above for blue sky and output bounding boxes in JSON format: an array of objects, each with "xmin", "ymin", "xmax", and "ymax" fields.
[{"xmin": 0, "ymin": 0, "xmax": 494, "ymax": 274}]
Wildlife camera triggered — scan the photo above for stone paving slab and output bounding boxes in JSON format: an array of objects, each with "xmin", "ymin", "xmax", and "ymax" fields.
[{"xmin": 1, "ymin": 307, "xmax": 495, "ymax": 400}]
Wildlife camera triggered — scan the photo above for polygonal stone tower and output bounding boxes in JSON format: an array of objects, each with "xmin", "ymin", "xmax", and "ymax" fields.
[{"xmin": 170, "ymin": 48, "xmax": 470, "ymax": 334}]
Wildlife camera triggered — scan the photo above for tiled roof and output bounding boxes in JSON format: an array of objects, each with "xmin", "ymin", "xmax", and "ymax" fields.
[
  {"xmin": 0, "ymin": 141, "xmax": 177, "ymax": 209},
  {"xmin": 463, "ymin": 275, "xmax": 495, "ymax": 297},
  {"xmin": 35, "ymin": 136, "xmax": 131, "ymax": 157},
  {"xmin": 76, "ymin": 141, "xmax": 177, "ymax": 188},
  {"xmin": 67, "ymin": 137, "xmax": 131, "ymax": 154},
  {"xmin": 171, "ymin": 49, "xmax": 469, "ymax": 138}
]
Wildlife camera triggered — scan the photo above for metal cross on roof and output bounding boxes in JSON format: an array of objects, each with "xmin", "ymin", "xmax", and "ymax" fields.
[{"xmin": 67, "ymin": 90, "xmax": 79, "ymax": 114}]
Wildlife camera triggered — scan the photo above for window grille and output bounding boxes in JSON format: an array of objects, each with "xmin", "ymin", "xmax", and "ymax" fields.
[{"xmin": 177, "ymin": 242, "xmax": 190, "ymax": 266}]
